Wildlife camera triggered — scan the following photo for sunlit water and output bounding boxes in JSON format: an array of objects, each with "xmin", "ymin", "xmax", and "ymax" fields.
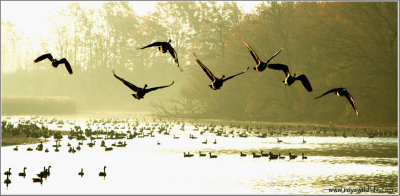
[{"xmin": 1, "ymin": 115, "xmax": 398, "ymax": 194}]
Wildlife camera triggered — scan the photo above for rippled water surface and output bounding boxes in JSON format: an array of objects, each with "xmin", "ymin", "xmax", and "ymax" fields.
[{"xmin": 1, "ymin": 115, "xmax": 398, "ymax": 194}]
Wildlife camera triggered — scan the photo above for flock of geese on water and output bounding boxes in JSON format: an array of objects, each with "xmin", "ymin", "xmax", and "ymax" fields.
[
  {"xmin": 34, "ymin": 39, "xmax": 358, "ymax": 115},
  {"xmin": 3, "ymin": 118, "xmax": 315, "ymax": 188}
]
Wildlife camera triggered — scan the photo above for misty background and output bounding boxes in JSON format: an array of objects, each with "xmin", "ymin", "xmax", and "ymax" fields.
[{"xmin": 1, "ymin": 1, "xmax": 397, "ymax": 126}]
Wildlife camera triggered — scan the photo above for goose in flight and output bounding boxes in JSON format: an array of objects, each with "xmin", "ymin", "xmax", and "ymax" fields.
[
  {"xmin": 34, "ymin": 53, "xmax": 73, "ymax": 74},
  {"xmin": 314, "ymin": 88, "xmax": 358, "ymax": 115},
  {"xmin": 243, "ymin": 40, "xmax": 283, "ymax": 72},
  {"xmin": 193, "ymin": 53, "xmax": 249, "ymax": 90},
  {"xmin": 112, "ymin": 70, "xmax": 174, "ymax": 100},
  {"xmin": 138, "ymin": 39, "xmax": 182, "ymax": 71},
  {"xmin": 267, "ymin": 63, "xmax": 312, "ymax": 92}
]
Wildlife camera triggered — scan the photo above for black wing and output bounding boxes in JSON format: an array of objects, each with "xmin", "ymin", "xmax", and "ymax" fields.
[
  {"xmin": 267, "ymin": 48, "xmax": 283, "ymax": 62},
  {"xmin": 168, "ymin": 46, "xmax": 180, "ymax": 68},
  {"xmin": 267, "ymin": 63, "xmax": 290, "ymax": 77},
  {"xmin": 223, "ymin": 67, "xmax": 250, "ymax": 82},
  {"xmin": 34, "ymin": 53, "xmax": 53, "ymax": 63},
  {"xmin": 112, "ymin": 70, "xmax": 139, "ymax": 92},
  {"xmin": 138, "ymin": 42, "xmax": 164, "ymax": 50},
  {"xmin": 343, "ymin": 91, "xmax": 359, "ymax": 115},
  {"xmin": 145, "ymin": 81, "xmax": 174, "ymax": 94},
  {"xmin": 243, "ymin": 40, "xmax": 261, "ymax": 65},
  {"xmin": 314, "ymin": 88, "xmax": 341, "ymax": 99},
  {"xmin": 56, "ymin": 58, "xmax": 73, "ymax": 74},
  {"xmin": 295, "ymin": 74, "xmax": 312, "ymax": 92},
  {"xmin": 193, "ymin": 53, "xmax": 216, "ymax": 82}
]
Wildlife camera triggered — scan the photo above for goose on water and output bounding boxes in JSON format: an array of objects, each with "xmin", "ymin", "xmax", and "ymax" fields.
[
  {"xmin": 18, "ymin": 167, "xmax": 27, "ymax": 178},
  {"xmin": 4, "ymin": 168, "xmax": 11, "ymax": 176},
  {"xmin": 267, "ymin": 63, "xmax": 312, "ymax": 92},
  {"xmin": 99, "ymin": 166, "xmax": 106, "ymax": 178},
  {"xmin": 113, "ymin": 70, "xmax": 174, "ymax": 100},
  {"xmin": 34, "ymin": 53, "xmax": 73, "ymax": 74},
  {"xmin": 78, "ymin": 168, "xmax": 84, "ymax": 177},
  {"xmin": 138, "ymin": 39, "xmax": 182, "ymax": 71},
  {"xmin": 193, "ymin": 53, "xmax": 249, "ymax": 90},
  {"xmin": 243, "ymin": 40, "xmax": 283, "ymax": 72},
  {"xmin": 314, "ymin": 88, "xmax": 358, "ymax": 115}
]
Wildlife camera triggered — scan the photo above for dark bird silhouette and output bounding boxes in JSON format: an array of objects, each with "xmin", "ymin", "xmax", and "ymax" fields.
[
  {"xmin": 4, "ymin": 175, "xmax": 11, "ymax": 187},
  {"xmin": 193, "ymin": 53, "xmax": 249, "ymax": 90},
  {"xmin": 314, "ymin": 88, "xmax": 358, "ymax": 115},
  {"xmin": 138, "ymin": 39, "xmax": 182, "ymax": 71},
  {"xmin": 243, "ymin": 40, "xmax": 283, "ymax": 72},
  {"xmin": 99, "ymin": 166, "xmax": 106, "ymax": 178},
  {"xmin": 78, "ymin": 168, "xmax": 84, "ymax": 177},
  {"xmin": 18, "ymin": 167, "xmax": 27, "ymax": 178},
  {"xmin": 267, "ymin": 63, "xmax": 312, "ymax": 92},
  {"xmin": 34, "ymin": 53, "xmax": 73, "ymax": 74},
  {"xmin": 3, "ymin": 168, "xmax": 11, "ymax": 176},
  {"xmin": 113, "ymin": 70, "xmax": 174, "ymax": 100},
  {"xmin": 32, "ymin": 175, "xmax": 43, "ymax": 184}
]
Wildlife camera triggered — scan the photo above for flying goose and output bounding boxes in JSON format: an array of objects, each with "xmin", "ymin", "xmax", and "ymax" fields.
[
  {"xmin": 138, "ymin": 39, "xmax": 182, "ymax": 71},
  {"xmin": 243, "ymin": 40, "xmax": 283, "ymax": 72},
  {"xmin": 268, "ymin": 63, "xmax": 312, "ymax": 92},
  {"xmin": 193, "ymin": 53, "xmax": 249, "ymax": 90},
  {"xmin": 34, "ymin": 53, "xmax": 73, "ymax": 74},
  {"xmin": 113, "ymin": 70, "xmax": 174, "ymax": 100},
  {"xmin": 314, "ymin": 88, "xmax": 358, "ymax": 115}
]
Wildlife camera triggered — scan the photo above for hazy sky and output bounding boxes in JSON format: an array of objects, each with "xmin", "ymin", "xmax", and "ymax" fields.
[{"xmin": 1, "ymin": 1, "xmax": 263, "ymax": 40}]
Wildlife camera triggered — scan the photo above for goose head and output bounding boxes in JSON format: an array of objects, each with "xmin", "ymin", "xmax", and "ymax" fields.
[
  {"xmin": 221, "ymin": 75, "xmax": 225, "ymax": 79},
  {"xmin": 144, "ymin": 84, "xmax": 148, "ymax": 89},
  {"xmin": 168, "ymin": 39, "xmax": 172, "ymax": 43}
]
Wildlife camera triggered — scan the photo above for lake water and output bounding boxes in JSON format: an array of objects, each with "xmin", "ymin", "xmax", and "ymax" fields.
[{"xmin": 1, "ymin": 114, "xmax": 398, "ymax": 194}]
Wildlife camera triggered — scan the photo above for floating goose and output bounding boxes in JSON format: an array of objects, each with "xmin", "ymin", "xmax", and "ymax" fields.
[
  {"xmin": 314, "ymin": 88, "xmax": 358, "ymax": 115},
  {"xmin": 278, "ymin": 153, "xmax": 285, "ymax": 159},
  {"xmin": 13, "ymin": 146, "xmax": 18, "ymax": 151},
  {"xmin": 269, "ymin": 152, "xmax": 279, "ymax": 160},
  {"xmin": 3, "ymin": 168, "xmax": 11, "ymax": 176},
  {"xmin": 78, "ymin": 168, "xmax": 84, "ymax": 177},
  {"xmin": 18, "ymin": 167, "xmax": 27, "ymax": 178},
  {"xmin": 302, "ymin": 153, "xmax": 308, "ymax": 160},
  {"xmin": 193, "ymin": 53, "xmax": 249, "ymax": 90},
  {"xmin": 240, "ymin": 151, "xmax": 247, "ymax": 157},
  {"xmin": 268, "ymin": 63, "xmax": 312, "ymax": 92},
  {"xmin": 138, "ymin": 39, "xmax": 182, "ymax": 71},
  {"xmin": 243, "ymin": 40, "xmax": 283, "ymax": 72},
  {"xmin": 34, "ymin": 53, "xmax": 73, "ymax": 74},
  {"xmin": 32, "ymin": 176, "xmax": 43, "ymax": 184},
  {"xmin": 199, "ymin": 151, "xmax": 206, "ymax": 157},
  {"xmin": 289, "ymin": 153, "xmax": 298, "ymax": 160},
  {"xmin": 252, "ymin": 152, "xmax": 261, "ymax": 158},
  {"xmin": 99, "ymin": 166, "xmax": 106, "ymax": 178},
  {"xmin": 4, "ymin": 175, "xmax": 11, "ymax": 187},
  {"xmin": 209, "ymin": 152, "xmax": 218, "ymax": 158},
  {"xmin": 113, "ymin": 70, "xmax": 174, "ymax": 100}
]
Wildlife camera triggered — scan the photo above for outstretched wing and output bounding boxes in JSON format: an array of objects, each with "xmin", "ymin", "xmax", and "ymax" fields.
[
  {"xmin": 267, "ymin": 48, "xmax": 283, "ymax": 62},
  {"xmin": 314, "ymin": 88, "xmax": 341, "ymax": 99},
  {"xmin": 193, "ymin": 53, "xmax": 216, "ymax": 82},
  {"xmin": 112, "ymin": 70, "xmax": 139, "ymax": 92},
  {"xmin": 295, "ymin": 74, "xmax": 312, "ymax": 92},
  {"xmin": 34, "ymin": 53, "xmax": 53, "ymax": 63},
  {"xmin": 267, "ymin": 63, "xmax": 290, "ymax": 77},
  {"xmin": 343, "ymin": 91, "xmax": 359, "ymax": 115},
  {"xmin": 168, "ymin": 46, "xmax": 180, "ymax": 67},
  {"xmin": 145, "ymin": 81, "xmax": 174, "ymax": 94},
  {"xmin": 243, "ymin": 40, "xmax": 261, "ymax": 65},
  {"xmin": 223, "ymin": 67, "xmax": 250, "ymax": 82},
  {"xmin": 138, "ymin": 42, "xmax": 164, "ymax": 50},
  {"xmin": 56, "ymin": 58, "xmax": 73, "ymax": 74}
]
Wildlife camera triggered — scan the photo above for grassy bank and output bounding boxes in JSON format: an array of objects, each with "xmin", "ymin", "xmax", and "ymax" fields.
[
  {"xmin": 2, "ymin": 137, "xmax": 44, "ymax": 146},
  {"xmin": 1, "ymin": 96, "xmax": 77, "ymax": 115}
]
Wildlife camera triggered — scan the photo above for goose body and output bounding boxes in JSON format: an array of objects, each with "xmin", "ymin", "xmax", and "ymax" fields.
[
  {"xmin": 289, "ymin": 153, "xmax": 298, "ymax": 160},
  {"xmin": 32, "ymin": 176, "xmax": 43, "ymax": 184},
  {"xmin": 243, "ymin": 40, "xmax": 283, "ymax": 72},
  {"xmin": 138, "ymin": 39, "xmax": 182, "ymax": 71},
  {"xmin": 277, "ymin": 138, "xmax": 282, "ymax": 143},
  {"xmin": 209, "ymin": 152, "xmax": 218, "ymax": 158},
  {"xmin": 302, "ymin": 153, "xmax": 308, "ymax": 160},
  {"xmin": 314, "ymin": 88, "xmax": 358, "ymax": 115},
  {"xmin": 268, "ymin": 63, "xmax": 312, "ymax": 92},
  {"xmin": 13, "ymin": 146, "xmax": 18, "ymax": 151},
  {"xmin": 193, "ymin": 53, "xmax": 249, "ymax": 90},
  {"xmin": 252, "ymin": 152, "xmax": 261, "ymax": 158},
  {"xmin": 113, "ymin": 70, "xmax": 174, "ymax": 100},
  {"xmin": 199, "ymin": 151, "xmax": 206, "ymax": 157},
  {"xmin": 78, "ymin": 168, "xmax": 84, "ymax": 177},
  {"xmin": 34, "ymin": 53, "xmax": 73, "ymax": 74},
  {"xmin": 18, "ymin": 167, "xmax": 27, "ymax": 178},
  {"xmin": 4, "ymin": 168, "xmax": 11, "ymax": 176},
  {"xmin": 99, "ymin": 166, "xmax": 106, "ymax": 178},
  {"xmin": 240, "ymin": 151, "xmax": 247, "ymax": 157},
  {"xmin": 183, "ymin": 152, "xmax": 194, "ymax": 157},
  {"xmin": 4, "ymin": 175, "xmax": 11, "ymax": 186},
  {"xmin": 261, "ymin": 151, "xmax": 269, "ymax": 157},
  {"xmin": 269, "ymin": 152, "xmax": 279, "ymax": 160},
  {"xmin": 278, "ymin": 153, "xmax": 285, "ymax": 159}
]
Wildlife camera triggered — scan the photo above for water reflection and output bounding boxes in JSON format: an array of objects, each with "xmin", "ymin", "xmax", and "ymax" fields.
[{"xmin": 1, "ymin": 115, "xmax": 398, "ymax": 194}]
